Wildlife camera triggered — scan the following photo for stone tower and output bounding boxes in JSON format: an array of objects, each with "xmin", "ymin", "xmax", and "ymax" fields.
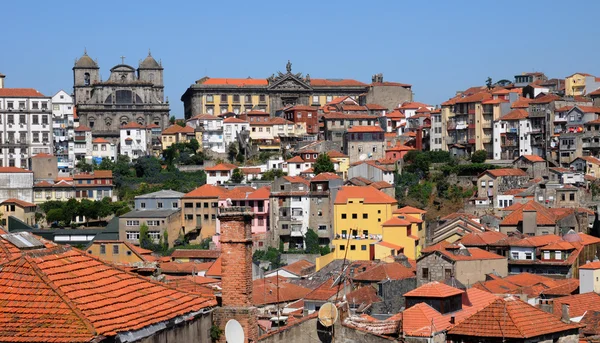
[
  {"xmin": 73, "ymin": 49, "xmax": 99, "ymax": 105},
  {"xmin": 137, "ymin": 50, "xmax": 164, "ymax": 100},
  {"xmin": 214, "ymin": 206, "xmax": 258, "ymax": 342}
]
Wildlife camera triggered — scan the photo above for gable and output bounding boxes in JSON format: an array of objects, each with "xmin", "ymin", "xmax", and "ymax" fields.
[{"xmin": 267, "ymin": 73, "xmax": 312, "ymax": 91}]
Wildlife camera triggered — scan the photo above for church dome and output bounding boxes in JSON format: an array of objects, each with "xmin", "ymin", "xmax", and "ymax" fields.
[
  {"xmin": 139, "ymin": 51, "xmax": 161, "ymax": 69},
  {"xmin": 74, "ymin": 51, "xmax": 98, "ymax": 68}
]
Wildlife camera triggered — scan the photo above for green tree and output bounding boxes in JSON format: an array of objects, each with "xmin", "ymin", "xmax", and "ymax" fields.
[
  {"xmin": 78, "ymin": 199, "xmax": 97, "ymax": 224},
  {"xmin": 63, "ymin": 198, "xmax": 80, "ymax": 224},
  {"xmin": 46, "ymin": 208, "xmax": 64, "ymax": 224},
  {"xmin": 187, "ymin": 138, "xmax": 200, "ymax": 153},
  {"xmin": 471, "ymin": 150, "xmax": 488, "ymax": 163},
  {"xmin": 76, "ymin": 160, "xmax": 93, "ymax": 172},
  {"xmin": 169, "ymin": 115, "xmax": 176, "ymax": 125},
  {"xmin": 97, "ymin": 158, "xmax": 115, "ymax": 171},
  {"xmin": 134, "ymin": 156, "xmax": 162, "ymax": 178},
  {"xmin": 304, "ymin": 229, "xmax": 320, "ymax": 254},
  {"xmin": 313, "ymin": 153, "xmax": 335, "ymax": 175},
  {"xmin": 199, "ymin": 237, "xmax": 212, "ymax": 249},
  {"xmin": 261, "ymin": 169, "xmax": 286, "ymax": 181},
  {"xmin": 139, "ymin": 223, "xmax": 151, "ymax": 249},
  {"xmin": 486, "ymin": 77, "xmax": 493, "ymax": 90},
  {"xmin": 230, "ymin": 168, "xmax": 244, "ymax": 183},
  {"xmin": 227, "ymin": 143, "xmax": 238, "ymax": 162}
]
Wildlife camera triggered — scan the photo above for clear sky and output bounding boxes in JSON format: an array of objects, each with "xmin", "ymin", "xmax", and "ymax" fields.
[{"xmin": 1, "ymin": 0, "xmax": 599, "ymax": 117}]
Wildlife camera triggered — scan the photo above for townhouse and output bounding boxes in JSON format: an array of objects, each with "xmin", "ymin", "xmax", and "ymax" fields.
[
  {"xmin": 186, "ymin": 114, "xmax": 224, "ymax": 153},
  {"xmin": 269, "ymin": 176, "xmax": 311, "ymax": 250},
  {"xmin": 51, "ymin": 90, "xmax": 75, "ymax": 173}
]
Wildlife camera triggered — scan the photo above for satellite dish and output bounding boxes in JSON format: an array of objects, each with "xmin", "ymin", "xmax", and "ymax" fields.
[
  {"xmin": 359, "ymin": 154, "xmax": 368, "ymax": 161},
  {"xmin": 318, "ymin": 302, "xmax": 338, "ymax": 327},
  {"xmin": 225, "ymin": 319, "xmax": 245, "ymax": 343}
]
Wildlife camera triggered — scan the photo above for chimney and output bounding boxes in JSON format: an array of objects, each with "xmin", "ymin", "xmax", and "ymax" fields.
[
  {"xmin": 561, "ymin": 304, "xmax": 571, "ymax": 323},
  {"xmin": 213, "ymin": 206, "xmax": 258, "ymax": 342},
  {"xmin": 0, "ymin": 73, "xmax": 5, "ymax": 89},
  {"xmin": 450, "ymin": 316, "xmax": 455, "ymax": 324},
  {"xmin": 522, "ymin": 208, "xmax": 537, "ymax": 235}
]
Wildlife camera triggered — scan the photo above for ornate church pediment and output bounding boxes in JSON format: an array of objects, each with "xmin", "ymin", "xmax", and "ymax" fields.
[{"xmin": 267, "ymin": 60, "xmax": 312, "ymax": 91}]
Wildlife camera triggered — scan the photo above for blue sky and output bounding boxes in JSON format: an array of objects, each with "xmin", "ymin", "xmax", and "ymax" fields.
[{"xmin": 1, "ymin": 0, "xmax": 599, "ymax": 117}]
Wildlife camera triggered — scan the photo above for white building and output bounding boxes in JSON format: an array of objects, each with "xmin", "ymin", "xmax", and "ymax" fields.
[
  {"xmin": 430, "ymin": 110, "xmax": 443, "ymax": 151},
  {"xmin": 493, "ymin": 109, "xmax": 532, "ymax": 160},
  {"xmin": 282, "ymin": 156, "xmax": 312, "ymax": 177},
  {"xmin": 223, "ymin": 117, "xmax": 249, "ymax": 149},
  {"xmin": 186, "ymin": 114, "xmax": 224, "ymax": 153},
  {"xmin": 91, "ymin": 138, "xmax": 117, "ymax": 163},
  {"xmin": 51, "ymin": 90, "xmax": 75, "ymax": 173},
  {"xmin": 119, "ymin": 122, "xmax": 148, "ymax": 159},
  {"xmin": 204, "ymin": 163, "xmax": 236, "ymax": 185},
  {"xmin": 73, "ymin": 125, "xmax": 92, "ymax": 163},
  {"xmin": 0, "ymin": 87, "xmax": 53, "ymax": 169},
  {"xmin": 0, "ymin": 167, "xmax": 34, "ymax": 203}
]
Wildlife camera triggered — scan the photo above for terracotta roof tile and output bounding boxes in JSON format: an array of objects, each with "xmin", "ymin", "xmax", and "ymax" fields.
[
  {"xmin": 205, "ymin": 256, "xmax": 222, "ymax": 277},
  {"xmin": 552, "ymin": 292, "xmax": 600, "ymax": 318},
  {"xmin": 334, "ymin": 186, "xmax": 397, "ymax": 205},
  {"xmin": 159, "ymin": 261, "xmax": 213, "ymax": 274},
  {"xmin": 204, "ymin": 162, "xmax": 236, "ymax": 171},
  {"xmin": 0, "ymin": 235, "xmax": 216, "ymax": 341},
  {"xmin": 282, "ymin": 259, "xmax": 315, "ymax": 277},
  {"xmin": 404, "ymin": 281, "xmax": 464, "ymax": 298},
  {"xmin": 399, "ymin": 102, "xmax": 431, "ymax": 109},
  {"xmin": 310, "ymin": 79, "xmax": 367, "ymax": 87},
  {"xmin": 352, "ymin": 262, "xmax": 415, "ymax": 282},
  {"xmin": 286, "ymin": 156, "xmax": 304, "ymax": 163},
  {"xmin": 510, "ymin": 97, "xmax": 534, "ymax": 109},
  {"xmin": 581, "ymin": 261, "xmax": 600, "ymax": 270},
  {"xmin": 346, "ymin": 125, "xmax": 384, "ymax": 133},
  {"xmin": 519, "ymin": 154, "xmax": 545, "ymax": 162},
  {"xmin": 447, "ymin": 296, "xmax": 580, "ymax": 339},
  {"xmin": 198, "ymin": 77, "xmax": 268, "ymax": 86},
  {"xmin": 252, "ymin": 276, "xmax": 311, "ymax": 306},
  {"xmin": 395, "ymin": 205, "xmax": 427, "ymax": 214},
  {"xmin": 346, "ymin": 286, "xmax": 383, "ymax": 306},
  {"xmin": 183, "ymin": 184, "xmax": 229, "ymax": 198},
  {"xmin": 0, "ymin": 198, "xmax": 36, "ymax": 208},
  {"xmin": 162, "ymin": 124, "xmax": 194, "ymax": 134},
  {"xmin": 0, "ymin": 88, "xmax": 46, "ymax": 97},
  {"xmin": 0, "ymin": 167, "xmax": 32, "ymax": 173},
  {"xmin": 500, "ymin": 109, "xmax": 529, "ymax": 120},
  {"xmin": 282, "ymin": 175, "xmax": 310, "ymax": 185},
  {"xmin": 326, "ymin": 150, "xmax": 348, "ymax": 158},
  {"xmin": 311, "ymin": 172, "xmax": 341, "ymax": 182},
  {"xmin": 170, "ymin": 249, "xmax": 221, "ymax": 259},
  {"xmin": 223, "ymin": 117, "xmax": 248, "ymax": 123},
  {"xmin": 459, "ymin": 231, "xmax": 508, "ymax": 246},
  {"xmin": 484, "ymin": 168, "xmax": 528, "ymax": 177}
]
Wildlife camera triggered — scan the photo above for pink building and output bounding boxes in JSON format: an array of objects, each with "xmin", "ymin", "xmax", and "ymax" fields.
[{"xmin": 213, "ymin": 186, "xmax": 271, "ymax": 249}]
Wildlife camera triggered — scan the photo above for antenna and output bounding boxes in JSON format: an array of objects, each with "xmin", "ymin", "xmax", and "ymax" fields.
[
  {"xmin": 224, "ymin": 319, "xmax": 245, "ymax": 343},
  {"xmin": 318, "ymin": 302, "xmax": 338, "ymax": 327}
]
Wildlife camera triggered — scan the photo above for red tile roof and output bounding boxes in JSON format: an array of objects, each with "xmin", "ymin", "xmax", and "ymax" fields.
[
  {"xmin": 580, "ymin": 261, "xmax": 600, "ymax": 270},
  {"xmin": 552, "ymin": 292, "xmax": 600, "ymax": 318},
  {"xmin": 381, "ymin": 216, "xmax": 413, "ymax": 227},
  {"xmin": 204, "ymin": 162, "xmax": 236, "ymax": 171},
  {"xmin": 519, "ymin": 154, "xmax": 545, "ymax": 162},
  {"xmin": 455, "ymin": 91, "xmax": 492, "ymax": 104},
  {"xmin": 395, "ymin": 205, "xmax": 427, "ymax": 214},
  {"xmin": 281, "ymin": 259, "xmax": 315, "ymax": 277},
  {"xmin": 326, "ymin": 150, "xmax": 348, "ymax": 158},
  {"xmin": 223, "ymin": 117, "xmax": 248, "ymax": 123},
  {"xmin": 162, "ymin": 124, "xmax": 194, "ymax": 134},
  {"xmin": 183, "ymin": 184, "xmax": 228, "ymax": 198},
  {"xmin": 447, "ymin": 296, "xmax": 580, "ymax": 339},
  {"xmin": 170, "ymin": 249, "xmax": 221, "ymax": 259},
  {"xmin": 404, "ymin": 281, "xmax": 464, "ymax": 298},
  {"xmin": 286, "ymin": 156, "xmax": 304, "ymax": 163},
  {"xmin": 436, "ymin": 247, "xmax": 506, "ymax": 262},
  {"xmin": 501, "ymin": 201, "xmax": 558, "ymax": 227},
  {"xmin": 1, "ymin": 198, "xmax": 36, "ymax": 208},
  {"xmin": 399, "ymin": 102, "xmax": 431, "ymax": 109},
  {"xmin": 0, "ymin": 88, "xmax": 46, "ymax": 97},
  {"xmin": 510, "ymin": 97, "xmax": 534, "ymax": 109},
  {"xmin": 120, "ymin": 122, "xmax": 145, "ymax": 129},
  {"xmin": 92, "ymin": 138, "xmax": 110, "ymax": 144},
  {"xmin": 0, "ymin": 237, "xmax": 216, "ymax": 342},
  {"xmin": 346, "ymin": 125, "xmax": 384, "ymax": 133},
  {"xmin": 73, "ymin": 170, "xmax": 112, "ymax": 179},
  {"xmin": 159, "ymin": 261, "xmax": 213, "ymax": 274},
  {"xmin": 282, "ymin": 175, "xmax": 310, "ymax": 185},
  {"xmin": 310, "ymin": 79, "xmax": 367, "ymax": 87},
  {"xmin": 529, "ymin": 93, "xmax": 561, "ymax": 104},
  {"xmin": 31, "ymin": 153, "xmax": 53, "ymax": 158},
  {"xmin": 334, "ymin": 186, "xmax": 397, "ymax": 205},
  {"xmin": 199, "ymin": 77, "xmax": 268, "ymax": 86},
  {"xmin": 205, "ymin": 256, "xmax": 222, "ymax": 277},
  {"xmin": 352, "ymin": 262, "xmax": 415, "ymax": 282},
  {"xmin": 483, "ymin": 168, "xmax": 528, "ymax": 177},
  {"xmin": 500, "ymin": 109, "xmax": 529, "ymax": 120},
  {"xmin": 459, "ymin": 230, "xmax": 508, "ymax": 246},
  {"xmin": 0, "ymin": 167, "xmax": 32, "ymax": 173},
  {"xmin": 252, "ymin": 276, "xmax": 311, "ymax": 306},
  {"xmin": 346, "ymin": 286, "xmax": 383, "ymax": 306},
  {"xmin": 311, "ymin": 172, "xmax": 341, "ymax": 182}
]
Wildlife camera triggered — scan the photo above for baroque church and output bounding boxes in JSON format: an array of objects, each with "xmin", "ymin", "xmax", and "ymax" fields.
[{"xmin": 72, "ymin": 50, "xmax": 170, "ymax": 139}]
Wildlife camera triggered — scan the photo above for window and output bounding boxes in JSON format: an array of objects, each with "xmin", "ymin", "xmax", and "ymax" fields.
[
  {"xmin": 556, "ymin": 251, "xmax": 562, "ymax": 260},
  {"xmin": 184, "ymin": 202, "xmax": 193, "ymax": 208},
  {"xmin": 362, "ymin": 213, "xmax": 368, "ymax": 219},
  {"xmin": 511, "ymin": 252, "xmax": 519, "ymax": 259},
  {"xmin": 148, "ymin": 232, "xmax": 161, "ymax": 241},
  {"xmin": 100, "ymin": 245, "xmax": 106, "ymax": 254},
  {"xmin": 244, "ymin": 95, "xmax": 252, "ymax": 103},
  {"xmin": 524, "ymin": 252, "xmax": 533, "ymax": 260},
  {"xmin": 350, "ymin": 245, "xmax": 356, "ymax": 250},
  {"xmin": 221, "ymin": 94, "xmax": 228, "ymax": 102},
  {"xmin": 147, "ymin": 220, "xmax": 160, "ymax": 226},
  {"xmin": 113, "ymin": 245, "xmax": 119, "ymax": 254},
  {"xmin": 126, "ymin": 231, "xmax": 140, "ymax": 240},
  {"xmin": 126, "ymin": 220, "xmax": 140, "ymax": 226},
  {"xmin": 422, "ymin": 268, "xmax": 429, "ymax": 279},
  {"xmin": 569, "ymin": 193, "xmax": 575, "ymax": 201},
  {"xmin": 339, "ymin": 245, "xmax": 345, "ymax": 251},
  {"xmin": 19, "ymin": 114, "xmax": 25, "ymax": 124},
  {"xmin": 172, "ymin": 202, "xmax": 178, "ymax": 208},
  {"xmin": 233, "ymin": 94, "xmax": 240, "ymax": 102},
  {"xmin": 445, "ymin": 268, "xmax": 452, "ymax": 279},
  {"xmin": 361, "ymin": 245, "xmax": 367, "ymax": 251},
  {"xmin": 259, "ymin": 95, "xmax": 266, "ymax": 102},
  {"xmin": 318, "ymin": 225, "xmax": 327, "ymax": 231},
  {"xmin": 33, "ymin": 115, "xmax": 39, "ymax": 124},
  {"xmin": 185, "ymin": 214, "xmax": 193, "ymax": 220},
  {"xmin": 140, "ymin": 202, "xmax": 146, "ymax": 209},
  {"xmin": 352, "ymin": 213, "xmax": 357, "ymax": 219},
  {"xmin": 341, "ymin": 213, "xmax": 347, "ymax": 219},
  {"xmin": 326, "ymin": 96, "xmax": 333, "ymax": 103},
  {"xmin": 312, "ymin": 95, "xmax": 319, "ymax": 103},
  {"xmin": 206, "ymin": 95, "xmax": 214, "ymax": 103},
  {"xmin": 543, "ymin": 251, "xmax": 550, "ymax": 260}
]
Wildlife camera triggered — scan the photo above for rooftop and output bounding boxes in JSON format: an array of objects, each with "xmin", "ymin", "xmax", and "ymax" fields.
[{"xmin": 334, "ymin": 186, "xmax": 397, "ymax": 205}]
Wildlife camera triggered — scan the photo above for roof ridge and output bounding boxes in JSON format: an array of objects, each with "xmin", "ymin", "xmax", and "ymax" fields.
[
  {"xmin": 502, "ymin": 299, "xmax": 526, "ymax": 338},
  {"xmin": 22, "ymin": 254, "xmax": 98, "ymax": 337}
]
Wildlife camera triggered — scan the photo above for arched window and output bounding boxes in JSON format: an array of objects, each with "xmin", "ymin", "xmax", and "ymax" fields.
[
  {"xmin": 148, "ymin": 73, "xmax": 154, "ymax": 82},
  {"xmin": 88, "ymin": 116, "xmax": 96, "ymax": 128},
  {"xmin": 84, "ymin": 73, "xmax": 90, "ymax": 86},
  {"xmin": 137, "ymin": 117, "xmax": 145, "ymax": 125},
  {"xmin": 153, "ymin": 117, "xmax": 161, "ymax": 126}
]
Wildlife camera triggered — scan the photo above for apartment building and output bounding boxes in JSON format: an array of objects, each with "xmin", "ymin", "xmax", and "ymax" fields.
[
  {"xmin": 493, "ymin": 109, "xmax": 532, "ymax": 160},
  {"xmin": 269, "ymin": 176, "xmax": 311, "ymax": 250},
  {"xmin": 186, "ymin": 114, "xmax": 224, "ymax": 153},
  {"xmin": 0, "ymin": 88, "xmax": 52, "ymax": 168},
  {"xmin": 73, "ymin": 125, "xmax": 92, "ymax": 163},
  {"xmin": 51, "ymin": 90, "xmax": 75, "ymax": 173},
  {"xmin": 222, "ymin": 117, "xmax": 249, "ymax": 148},
  {"xmin": 119, "ymin": 122, "xmax": 149, "ymax": 159}
]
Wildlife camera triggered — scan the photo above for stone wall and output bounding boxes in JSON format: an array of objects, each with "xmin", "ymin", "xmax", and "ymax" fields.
[
  {"xmin": 371, "ymin": 277, "xmax": 416, "ymax": 314},
  {"xmin": 134, "ymin": 310, "xmax": 213, "ymax": 343},
  {"xmin": 416, "ymin": 253, "xmax": 454, "ymax": 286},
  {"xmin": 365, "ymin": 85, "xmax": 413, "ymax": 112},
  {"xmin": 281, "ymin": 253, "xmax": 321, "ymax": 265}
]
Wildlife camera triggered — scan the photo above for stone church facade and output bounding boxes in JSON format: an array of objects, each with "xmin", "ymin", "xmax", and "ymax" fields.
[
  {"xmin": 181, "ymin": 61, "xmax": 413, "ymax": 119},
  {"xmin": 72, "ymin": 51, "xmax": 170, "ymax": 140}
]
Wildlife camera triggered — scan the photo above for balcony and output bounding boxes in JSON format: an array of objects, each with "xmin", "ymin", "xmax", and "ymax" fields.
[
  {"xmin": 503, "ymin": 139, "xmax": 518, "ymax": 147},
  {"xmin": 74, "ymin": 135, "xmax": 86, "ymax": 141},
  {"xmin": 482, "ymin": 136, "xmax": 492, "ymax": 144},
  {"xmin": 530, "ymin": 126, "xmax": 544, "ymax": 134},
  {"xmin": 290, "ymin": 225, "xmax": 303, "ymax": 237},
  {"xmin": 482, "ymin": 121, "xmax": 493, "ymax": 129},
  {"xmin": 529, "ymin": 109, "xmax": 547, "ymax": 118}
]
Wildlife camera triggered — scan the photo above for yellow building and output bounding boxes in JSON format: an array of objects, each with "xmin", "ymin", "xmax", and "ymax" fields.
[
  {"xmin": 331, "ymin": 186, "xmax": 398, "ymax": 261},
  {"xmin": 381, "ymin": 206, "xmax": 427, "ymax": 260},
  {"xmin": 161, "ymin": 125, "xmax": 197, "ymax": 150},
  {"xmin": 86, "ymin": 240, "xmax": 155, "ymax": 265},
  {"xmin": 0, "ymin": 198, "xmax": 36, "ymax": 227},
  {"xmin": 327, "ymin": 150, "xmax": 350, "ymax": 179},
  {"xmin": 565, "ymin": 72, "xmax": 594, "ymax": 96}
]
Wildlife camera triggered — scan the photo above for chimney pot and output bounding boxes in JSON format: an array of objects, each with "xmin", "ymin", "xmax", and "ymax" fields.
[{"xmin": 561, "ymin": 304, "xmax": 570, "ymax": 323}]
